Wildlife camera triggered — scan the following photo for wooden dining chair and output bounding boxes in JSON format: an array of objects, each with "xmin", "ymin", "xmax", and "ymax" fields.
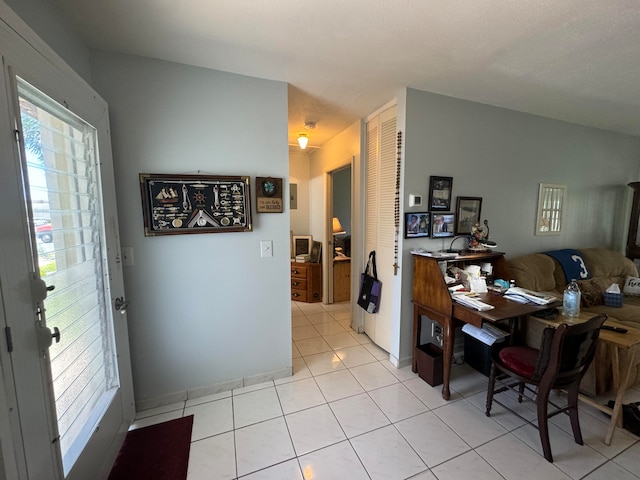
[{"xmin": 485, "ymin": 313, "xmax": 607, "ymax": 462}]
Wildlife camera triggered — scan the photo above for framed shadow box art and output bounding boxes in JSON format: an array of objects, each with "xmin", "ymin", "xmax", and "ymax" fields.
[
  {"xmin": 405, "ymin": 212, "xmax": 430, "ymax": 238},
  {"xmin": 455, "ymin": 197, "xmax": 482, "ymax": 235},
  {"xmin": 428, "ymin": 176, "xmax": 453, "ymax": 211},
  {"xmin": 139, "ymin": 173, "xmax": 252, "ymax": 236}
]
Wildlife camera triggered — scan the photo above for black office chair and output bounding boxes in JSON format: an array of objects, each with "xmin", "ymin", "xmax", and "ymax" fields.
[{"xmin": 485, "ymin": 313, "xmax": 607, "ymax": 462}]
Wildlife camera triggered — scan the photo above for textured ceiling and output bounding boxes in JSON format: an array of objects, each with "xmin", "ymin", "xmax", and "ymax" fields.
[{"xmin": 53, "ymin": 0, "xmax": 640, "ymax": 148}]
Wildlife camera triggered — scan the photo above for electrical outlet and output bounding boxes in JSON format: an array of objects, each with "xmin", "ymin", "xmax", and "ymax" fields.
[{"xmin": 431, "ymin": 323, "xmax": 442, "ymax": 337}]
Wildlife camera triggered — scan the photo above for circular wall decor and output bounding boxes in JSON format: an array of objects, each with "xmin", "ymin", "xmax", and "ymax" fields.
[{"xmin": 261, "ymin": 178, "xmax": 278, "ymax": 197}]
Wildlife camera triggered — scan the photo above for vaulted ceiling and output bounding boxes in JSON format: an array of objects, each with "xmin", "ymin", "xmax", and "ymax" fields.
[{"xmin": 53, "ymin": 1, "xmax": 640, "ymax": 148}]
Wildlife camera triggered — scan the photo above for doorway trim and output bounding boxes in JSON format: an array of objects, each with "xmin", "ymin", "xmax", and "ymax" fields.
[{"xmin": 324, "ymin": 160, "xmax": 354, "ymax": 304}]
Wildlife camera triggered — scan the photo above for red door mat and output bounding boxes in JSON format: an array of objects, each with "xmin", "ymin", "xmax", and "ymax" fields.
[{"xmin": 108, "ymin": 415, "xmax": 194, "ymax": 480}]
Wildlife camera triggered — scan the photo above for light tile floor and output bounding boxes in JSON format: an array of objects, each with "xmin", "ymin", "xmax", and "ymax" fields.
[{"xmin": 132, "ymin": 301, "xmax": 640, "ymax": 480}]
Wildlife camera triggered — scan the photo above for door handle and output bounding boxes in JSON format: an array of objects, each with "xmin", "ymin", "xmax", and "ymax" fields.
[
  {"xmin": 114, "ymin": 297, "xmax": 129, "ymax": 314},
  {"xmin": 37, "ymin": 325, "xmax": 60, "ymax": 350}
]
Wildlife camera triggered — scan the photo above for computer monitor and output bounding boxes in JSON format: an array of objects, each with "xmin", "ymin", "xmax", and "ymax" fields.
[{"xmin": 431, "ymin": 213, "xmax": 455, "ymax": 238}]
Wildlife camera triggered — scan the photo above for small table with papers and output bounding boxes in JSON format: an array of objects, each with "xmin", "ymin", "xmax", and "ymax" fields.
[{"xmin": 530, "ymin": 312, "xmax": 640, "ymax": 445}]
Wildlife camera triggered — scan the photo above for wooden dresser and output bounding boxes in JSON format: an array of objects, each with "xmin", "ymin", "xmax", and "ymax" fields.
[{"xmin": 291, "ymin": 262, "xmax": 322, "ymax": 302}]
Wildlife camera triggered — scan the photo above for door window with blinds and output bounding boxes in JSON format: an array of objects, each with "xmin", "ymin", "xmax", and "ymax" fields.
[
  {"xmin": 18, "ymin": 77, "xmax": 119, "ymax": 473},
  {"xmin": 536, "ymin": 183, "xmax": 566, "ymax": 235}
]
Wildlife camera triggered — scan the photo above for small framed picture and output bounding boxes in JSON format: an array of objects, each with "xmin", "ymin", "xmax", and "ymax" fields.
[
  {"xmin": 292, "ymin": 235, "xmax": 313, "ymax": 257},
  {"xmin": 455, "ymin": 197, "xmax": 482, "ymax": 235},
  {"xmin": 428, "ymin": 176, "xmax": 453, "ymax": 211},
  {"xmin": 405, "ymin": 212, "xmax": 430, "ymax": 238},
  {"xmin": 431, "ymin": 212, "xmax": 455, "ymax": 238},
  {"xmin": 256, "ymin": 177, "xmax": 283, "ymax": 213},
  {"xmin": 310, "ymin": 241, "xmax": 322, "ymax": 263}
]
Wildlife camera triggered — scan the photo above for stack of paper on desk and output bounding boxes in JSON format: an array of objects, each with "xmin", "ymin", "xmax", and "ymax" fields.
[
  {"xmin": 453, "ymin": 295, "xmax": 494, "ymax": 311},
  {"xmin": 504, "ymin": 287, "xmax": 557, "ymax": 305}
]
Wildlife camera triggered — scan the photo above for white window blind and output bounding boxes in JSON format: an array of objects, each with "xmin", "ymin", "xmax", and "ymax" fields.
[{"xmin": 19, "ymin": 77, "xmax": 119, "ymax": 472}]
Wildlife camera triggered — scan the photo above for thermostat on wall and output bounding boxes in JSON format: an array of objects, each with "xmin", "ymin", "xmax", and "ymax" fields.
[{"xmin": 409, "ymin": 194, "xmax": 422, "ymax": 207}]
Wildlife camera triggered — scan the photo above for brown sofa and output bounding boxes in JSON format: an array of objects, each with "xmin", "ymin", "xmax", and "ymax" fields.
[{"xmin": 504, "ymin": 247, "xmax": 640, "ymax": 396}]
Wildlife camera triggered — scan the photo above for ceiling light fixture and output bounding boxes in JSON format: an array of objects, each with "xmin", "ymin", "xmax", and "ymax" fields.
[
  {"xmin": 304, "ymin": 122, "xmax": 316, "ymax": 130},
  {"xmin": 297, "ymin": 132, "xmax": 309, "ymax": 149}
]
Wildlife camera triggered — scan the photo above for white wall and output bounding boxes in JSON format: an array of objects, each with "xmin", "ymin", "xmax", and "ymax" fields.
[
  {"xmin": 90, "ymin": 51, "xmax": 292, "ymax": 407},
  {"xmin": 4, "ymin": 0, "xmax": 92, "ymax": 83},
  {"xmin": 397, "ymin": 87, "xmax": 640, "ymax": 364},
  {"xmin": 289, "ymin": 150, "xmax": 311, "ymax": 237}
]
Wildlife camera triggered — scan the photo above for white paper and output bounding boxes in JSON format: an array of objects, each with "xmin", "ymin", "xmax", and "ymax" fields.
[
  {"xmin": 469, "ymin": 277, "xmax": 488, "ymax": 293},
  {"xmin": 462, "ymin": 323, "xmax": 509, "ymax": 345}
]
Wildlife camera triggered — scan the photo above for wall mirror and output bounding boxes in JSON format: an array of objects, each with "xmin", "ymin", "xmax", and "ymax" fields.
[{"xmin": 536, "ymin": 183, "xmax": 566, "ymax": 235}]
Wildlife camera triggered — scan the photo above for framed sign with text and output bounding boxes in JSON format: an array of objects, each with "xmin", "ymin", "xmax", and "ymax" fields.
[
  {"xmin": 256, "ymin": 177, "xmax": 284, "ymax": 213},
  {"xmin": 139, "ymin": 173, "xmax": 252, "ymax": 236}
]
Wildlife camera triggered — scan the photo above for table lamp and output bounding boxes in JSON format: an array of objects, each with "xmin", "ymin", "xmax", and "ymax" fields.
[{"xmin": 333, "ymin": 217, "xmax": 346, "ymax": 256}]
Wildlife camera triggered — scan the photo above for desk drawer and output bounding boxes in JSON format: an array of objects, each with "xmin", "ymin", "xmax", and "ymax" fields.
[{"xmin": 453, "ymin": 305, "xmax": 483, "ymax": 328}]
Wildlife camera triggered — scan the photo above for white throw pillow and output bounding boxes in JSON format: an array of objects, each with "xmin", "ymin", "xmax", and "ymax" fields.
[{"xmin": 623, "ymin": 276, "xmax": 640, "ymax": 296}]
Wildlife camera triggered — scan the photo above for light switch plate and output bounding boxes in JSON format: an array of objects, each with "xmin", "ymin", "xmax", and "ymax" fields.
[{"xmin": 260, "ymin": 240, "xmax": 273, "ymax": 258}]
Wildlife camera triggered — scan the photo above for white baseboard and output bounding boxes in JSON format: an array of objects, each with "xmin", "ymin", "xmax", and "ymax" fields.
[{"xmin": 135, "ymin": 366, "xmax": 293, "ymax": 412}]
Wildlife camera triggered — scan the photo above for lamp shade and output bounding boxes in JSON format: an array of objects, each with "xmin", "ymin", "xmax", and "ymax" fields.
[
  {"xmin": 332, "ymin": 217, "xmax": 346, "ymax": 235},
  {"xmin": 297, "ymin": 133, "xmax": 308, "ymax": 149}
]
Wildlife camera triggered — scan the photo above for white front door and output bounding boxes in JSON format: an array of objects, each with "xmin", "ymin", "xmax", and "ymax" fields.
[{"xmin": 0, "ymin": 16, "xmax": 134, "ymax": 479}]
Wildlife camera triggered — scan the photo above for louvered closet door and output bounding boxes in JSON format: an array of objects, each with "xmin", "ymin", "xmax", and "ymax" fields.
[{"xmin": 364, "ymin": 105, "xmax": 396, "ymax": 352}]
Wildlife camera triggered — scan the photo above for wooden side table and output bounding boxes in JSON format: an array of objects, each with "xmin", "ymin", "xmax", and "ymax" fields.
[
  {"xmin": 584, "ymin": 320, "xmax": 640, "ymax": 445},
  {"xmin": 530, "ymin": 313, "xmax": 640, "ymax": 445}
]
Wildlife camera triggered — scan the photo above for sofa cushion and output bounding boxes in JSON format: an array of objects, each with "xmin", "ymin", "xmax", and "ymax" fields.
[
  {"xmin": 579, "ymin": 248, "xmax": 638, "ymax": 280},
  {"xmin": 577, "ymin": 278, "xmax": 605, "ymax": 308},
  {"xmin": 506, "ymin": 254, "xmax": 557, "ymax": 292}
]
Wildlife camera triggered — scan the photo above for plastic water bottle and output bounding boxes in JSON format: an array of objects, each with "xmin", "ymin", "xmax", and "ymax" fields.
[{"xmin": 562, "ymin": 279, "xmax": 581, "ymax": 317}]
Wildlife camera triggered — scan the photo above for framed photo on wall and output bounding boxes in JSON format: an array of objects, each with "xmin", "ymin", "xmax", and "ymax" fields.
[
  {"xmin": 431, "ymin": 212, "xmax": 455, "ymax": 238},
  {"xmin": 405, "ymin": 212, "xmax": 430, "ymax": 238},
  {"xmin": 428, "ymin": 176, "xmax": 453, "ymax": 211},
  {"xmin": 455, "ymin": 197, "xmax": 482, "ymax": 234}
]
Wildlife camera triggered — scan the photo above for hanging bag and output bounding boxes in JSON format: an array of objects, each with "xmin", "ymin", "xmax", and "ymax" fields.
[{"xmin": 358, "ymin": 251, "xmax": 382, "ymax": 313}]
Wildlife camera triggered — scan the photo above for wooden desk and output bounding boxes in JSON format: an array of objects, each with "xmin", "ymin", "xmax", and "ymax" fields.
[
  {"xmin": 530, "ymin": 313, "xmax": 640, "ymax": 445},
  {"xmin": 411, "ymin": 251, "xmax": 550, "ymax": 400}
]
